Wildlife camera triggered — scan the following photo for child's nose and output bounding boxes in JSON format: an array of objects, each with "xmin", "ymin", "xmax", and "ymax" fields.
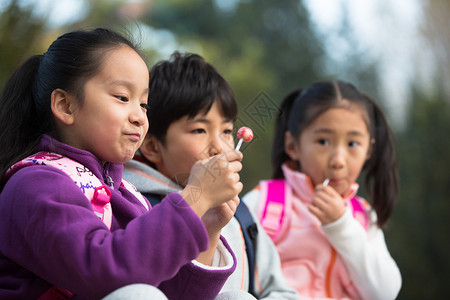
[
  {"xmin": 130, "ymin": 104, "xmax": 146, "ymax": 126},
  {"xmin": 208, "ymin": 135, "xmax": 225, "ymax": 156},
  {"xmin": 329, "ymin": 146, "xmax": 346, "ymax": 169}
]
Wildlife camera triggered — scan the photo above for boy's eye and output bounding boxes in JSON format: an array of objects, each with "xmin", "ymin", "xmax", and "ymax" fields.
[
  {"xmin": 191, "ymin": 128, "xmax": 206, "ymax": 134},
  {"xmin": 318, "ymin": 138, "xmax": 329, "ymax": 146},
  {"xmin": 223, "ymin": 129, "xmax": 233, "ymax": 135},
  {"xmin": 116, "ymin": 96, "xmax": 129, "ymax": 102},
  {"xmin": 348, "ymin": 141, "xmax": 359, "ymax": 147}
]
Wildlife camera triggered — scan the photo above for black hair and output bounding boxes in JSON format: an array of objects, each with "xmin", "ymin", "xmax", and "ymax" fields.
[
  {"xmin": 147, "ymin": 51, "xmax": 237, "ymax": 144},
  {"xmin": 272, "ymin": 81, "xmax": 398, "ymax": 228},
  {"xmin": 0, "ymin": 28, "xmax": 143, "ymax": 181}
]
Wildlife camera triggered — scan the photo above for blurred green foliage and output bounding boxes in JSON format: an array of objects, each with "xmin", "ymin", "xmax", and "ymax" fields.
[
  {"xmin": 1, "ymin": 0, "xmax": 449, "ymax": 298},
  {"xmin": 388, "ymin": 84, "xmax": 450, "ymax": 297},
  {"xmin": 0, "ymin": 0, "xmax": 46, "ymax": 86}
]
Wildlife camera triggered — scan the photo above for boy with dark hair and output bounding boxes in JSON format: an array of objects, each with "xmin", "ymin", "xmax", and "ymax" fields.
[{"xmin": 123, "ymin": 52, "xmax": 298, "ymax": 299}]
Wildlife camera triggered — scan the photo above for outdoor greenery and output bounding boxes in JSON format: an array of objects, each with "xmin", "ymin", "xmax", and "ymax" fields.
[{"xmin": 1, "ymin": 0, "xmax": 449, "ymax": 298}]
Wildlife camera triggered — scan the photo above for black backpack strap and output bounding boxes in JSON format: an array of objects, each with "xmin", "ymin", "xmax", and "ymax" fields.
[
  {"xmin": 142, "ymin": 192, "xmax": 163, "ymax": 207},
  {"xmin": 234, "ymin": 200, "xmax": 259, "ymax": 297}
]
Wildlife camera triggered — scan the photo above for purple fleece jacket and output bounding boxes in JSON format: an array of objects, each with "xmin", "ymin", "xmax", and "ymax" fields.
[{"xmin": 0, "ymin": 135, "xmax": 236, "ymax": 300}]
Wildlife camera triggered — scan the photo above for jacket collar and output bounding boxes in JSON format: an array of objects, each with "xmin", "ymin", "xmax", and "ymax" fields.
[{"xmin": 123, "ymin": 157, "xmax": 182, "ymax": 196}]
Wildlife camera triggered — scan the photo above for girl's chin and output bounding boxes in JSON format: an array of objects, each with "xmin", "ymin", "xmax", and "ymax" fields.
[{"xmin": 106, "ymin": 154, "xmax": 135, "ymax": 165}]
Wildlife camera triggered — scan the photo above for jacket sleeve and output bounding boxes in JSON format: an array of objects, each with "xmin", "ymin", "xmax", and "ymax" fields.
[
  {"xmin": 158, "ymin": 235, "xmax": 236, "ymax": 300},
  {"xmin": 0, "ymin": 166, "xmax": 221, "ymax": 299},
  {"xmin": 322, "ymin": 209, "xmax": 402, "ymax": 300}
]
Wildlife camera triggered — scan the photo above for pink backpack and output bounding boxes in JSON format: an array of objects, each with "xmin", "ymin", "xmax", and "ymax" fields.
[
  {"xmin": 4, "ymin": 151, "xmax": 148, "ymax": 299},
  {"xmin": 258, "ymin": 179, "xmax": 369, "ymax": 242}
]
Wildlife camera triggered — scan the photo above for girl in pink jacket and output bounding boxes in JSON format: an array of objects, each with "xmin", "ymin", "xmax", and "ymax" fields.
[{"xmin": 243, "ymin": 81, "xmax": 402, "ymax": 300}]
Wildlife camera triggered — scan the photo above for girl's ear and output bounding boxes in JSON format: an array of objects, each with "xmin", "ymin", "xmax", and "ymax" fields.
[
  {"xmin": 284, "ymin": 131, "xmax": 300, "ymax": 161},
  {"xmin": 51, "ymin": 89, "xmax": 76, "ymax": 125},
  {"xmin": 140, "ymin": 135, "xmax": 162, "ymax": 164}
]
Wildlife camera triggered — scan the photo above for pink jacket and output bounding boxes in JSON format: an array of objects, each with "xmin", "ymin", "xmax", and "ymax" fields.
[{"xmin": 243, "ymin": 164, "xmax": 402, "ymax": 300}]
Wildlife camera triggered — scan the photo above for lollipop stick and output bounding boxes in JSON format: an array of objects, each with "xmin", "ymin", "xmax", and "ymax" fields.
[
  {"xmin": 235, "ymin": 138, "xmax": 243, "ymax": 151},
  {"xmin": 323, "ymin": 178, "xmax": 330, "ymax": 186}
]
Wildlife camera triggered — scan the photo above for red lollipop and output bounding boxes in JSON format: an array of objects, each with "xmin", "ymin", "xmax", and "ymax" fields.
[{"xmin": 235, "ymin": 127, "xmax": 253, "ymax": 150}]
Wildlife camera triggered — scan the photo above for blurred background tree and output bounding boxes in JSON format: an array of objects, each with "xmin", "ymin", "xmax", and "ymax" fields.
[
  {"xmin": 392, "ymin": 85, "xmax": 450, "ymax": 297},
  {"xmin": 386, "ymin": 1, "xmax": 450, "ymax": 297},
  {"xmin": 1, "ymin": 0, "xmax": 449, "ymax": 298},
  {"xmin": 0, "ymin": 0, "xmax": 46, "ymax": 85}
]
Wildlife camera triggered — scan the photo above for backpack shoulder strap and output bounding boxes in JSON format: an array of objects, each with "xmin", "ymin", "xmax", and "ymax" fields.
[
  {"xmin": 6, "ymin": 151, "xmax": 113, "ymax": 229},
  {"xmin": 350, "ymin": 196, "xmax": 369, "ymax": 230},
  {"xmin": 258, "ymin": 179, "xmax": 291, "ymax": 241},
  {"xmin": 234, "ymin": 201, "xmax": 258, "ymax": 297},
  {"xmin": 121, "ymin": 179, "xmax": 150, "ymax": 211}
]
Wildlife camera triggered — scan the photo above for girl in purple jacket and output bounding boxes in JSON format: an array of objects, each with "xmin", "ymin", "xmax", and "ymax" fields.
[{"xmin": 0, "ymin": 28, "xmax": 246, "ymax": 300}]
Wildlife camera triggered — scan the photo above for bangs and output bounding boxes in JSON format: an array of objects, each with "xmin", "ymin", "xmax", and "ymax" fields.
[{"xmin": 190, "ymin": 83, "xmax": 237, "ymax": 122}]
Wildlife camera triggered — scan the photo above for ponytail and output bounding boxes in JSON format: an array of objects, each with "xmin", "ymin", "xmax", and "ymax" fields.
[
  {"xmin": 363, "ymin": 94, "xmax": 398, "ymax": 227},
  {"xmin": 271, "ymin": 89, "xmax": 302, "ymax": 179},
  {"xmin": 0, "ymin": 55, "xmax": 45, "ymax": 180}
]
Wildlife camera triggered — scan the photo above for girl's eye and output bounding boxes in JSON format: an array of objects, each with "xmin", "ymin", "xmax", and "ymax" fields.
[
  {"xmin": 348, "ymin": 141, "xmax": 359, "ymax": 147},
  {"xmin": 318, "ymin": 138, "xmax": 329, "ymax": 146},
  {"xmin": 223, "ymin": 129, "xmax": 233, "ymax": 135},
  {"xmin": 141, "ymin": 103, "xmax": 149, "ymax": 110},
  {"xmin": 191, "ymin": 128, "xmax": 206, "ymax": 134},
  {"xmin": 116, "ymin": 96, "xmax": 129, "ymax": 102}
]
